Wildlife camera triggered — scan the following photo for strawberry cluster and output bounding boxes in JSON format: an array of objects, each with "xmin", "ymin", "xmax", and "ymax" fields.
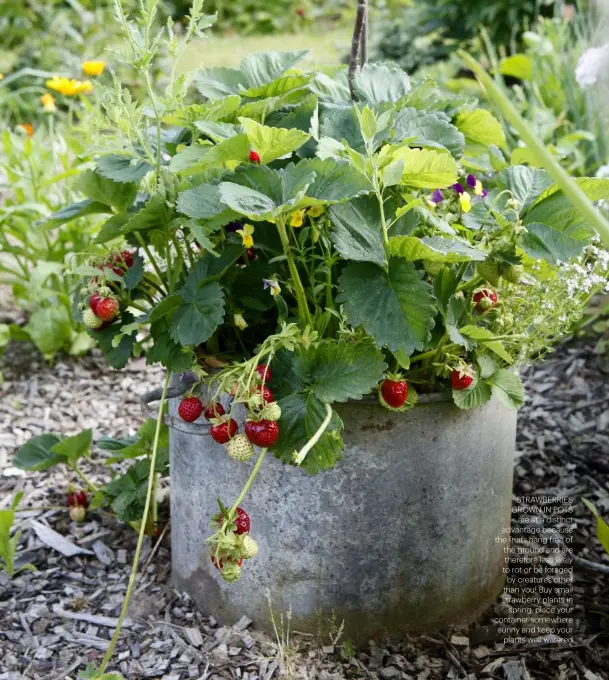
[
  {"xmin": 209, "ymin": 506, "xmax": 259, "ymax": 582},
  {"xmin": 177, "ymin": 363, "xmax": 281, "ymax": 462},
  {"xmin": 67, "ymin": 487, "xmax": 89, "ymax": 522},
  {"xmin": 81, "ymin": 251, "xmax": 135, "ymax": 331}
]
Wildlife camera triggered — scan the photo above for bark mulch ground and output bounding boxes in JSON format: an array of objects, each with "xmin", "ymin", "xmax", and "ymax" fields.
[{"xmin": 1, "ymin": 337, "xmax": 608, "ymax": 680}]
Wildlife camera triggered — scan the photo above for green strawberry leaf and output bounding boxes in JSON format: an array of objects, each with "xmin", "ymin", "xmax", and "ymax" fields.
[
  {"xmin": 337, "ymin": 259, "xmax": 436, "ymax": 356},
  {"xmin": 292, "ymin": 340, "xmax": 387, "ymax": 403},
  {"xmin": 459, "ymin": 325, "xmax": 513, "ymax": 364},
  {"xmin": 170, "ymin": 279, "xmax": 225, "ymax": 347},
  {"xmin": 296, "ymin": 158, "xmax": 372, "ymax": 206},
  {"xmin": 521, "ymin": 222, "xmax": 585, "ymax": 264},
  {"xmin": 329, "ymin": 195, "xmax": 387, "ymax": 267},
  {"xmin": 487, "ymin": 369, "xmax": 525, "ymax": 410},
  {"xmin": 353, "ymin": 63, "xmax": 411, "ymax": 104},
  {"xmin": 96, "ymin": 155, "xmax": 152, "ymax": 183},
  {"xmin": 455, "ymin": 109, "xmax": 506, "ymax": 151},
  {"xmin": 452, "ymin": 376, "xmax": 492, "ymax": 410},
  {"xmin": 124, "ymin": 255, "xmax": 144, "ymax": 291},
  {"xmin": 389, "ymin": 235, "xmax": 487, "ymax": 263},
  {"xmin": 240, "ymin": 50, "xmax": 309, "ymax": 88},
  {"xmin": 392, "ymin": 107, "xmax": 465, "ymax": 157},
  {"xmin": 239, "ymin": 118, "xmax": 310, "ymax": 164},
  {"xmin": 391, "ymin": 148, "xmax": 459, "ymax": 189},
  {"xmin": 121, "ymin": 195, "xmax": 175, "ymax": 234},
  {"xmin": 47, "ymin": 199, "xmax": 111, "ymax": 227},
  {"xmin": 148, "ymin": 319, "xmax": 196, "ymax": 372},
  {"xmin": 76, "ymin": 170, "xmax": 138, "ymax": 211},
  {"xmin": 51, "ymin": 429, "xmax": 93, "ymax": 463},
  {"xmin": 88, "ymin": 312, "xmax": 137, "ymax": 369},
  {"xmin": 496, "ymin": 166, "xmax": 553, "ymax": 213},
  {"xmin": 13, "ymin": 434, "xmax": 64, "ymax": 470},
  {"xmin": 273, "ymin": 392, "xmax": 344, "ymax": 475}
]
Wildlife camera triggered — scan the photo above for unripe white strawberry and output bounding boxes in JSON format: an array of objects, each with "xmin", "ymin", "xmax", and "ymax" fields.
[
  {"xmin": 242, "ymin": 535, "xmax": 258, "ymax": 559},
  {"xmin": 83, "ymin": 308, "xmax": 103, "ymax": 329},
  {"xmin": 226, "ymin": 434, "xmax": 254, "ymax": 462},
  {"xmin": 502, "ymin": 264, "xmax": 523, "ymax": 284},
  {"xmin": 69, "ymin": 506, "xmax": 87, "ymax": 522},
  {"xmin": 260, "ymin": 402, "xmax": 281, "ymax": 421}
]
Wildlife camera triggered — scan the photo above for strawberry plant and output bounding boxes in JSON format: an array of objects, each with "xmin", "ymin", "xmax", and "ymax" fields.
[{"xmin": 50, "ymin": 0, "xmax": 609, "ymax": 575}]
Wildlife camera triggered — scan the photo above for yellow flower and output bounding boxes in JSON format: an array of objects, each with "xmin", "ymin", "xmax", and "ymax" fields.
[
  {"xmin": 41, "ymin": 93, "xmax": 57, "ymax": 112},
  {"xmin": 473, "ymin": 180, "xmax": 484, "ymax": 196},
  {"xmin": 236, "ymin": 223, "xmax": 255, "ymax": 248},
  {"xmin": 0, "ymin": 74, "xmax": 3, "ymax": 80},
  {"xmin": 307, "ymin": 205, "xmax": 325, "ymax": 218},
  {"xmin": 290, "ymin": 209, "xmax": 306, "ymax": 228},
  {"xmin": 234, "ymin": 313, "xmax": 248, "ymax": 330},
  {"xmin": 46, "ymin": 76, "xmax": 94, "ymax": 96},
  {"xmin": 459, "ymin": 192, "xmax": 472, "ymax": 213},
  {"xmin": 82, "ymin": 61, "xmax": 105, "ymax": 77}
]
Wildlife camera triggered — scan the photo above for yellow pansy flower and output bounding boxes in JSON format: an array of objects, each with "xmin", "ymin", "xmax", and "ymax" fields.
[
  {"xmin": 290, "ymin": 209, "xmax": 306, "ymax": 228},
  {"xmin": 307, "ymin": 205, "xmax": 325, "ymax": 218},
  {"xmin": 41, "ymin": 93, "xmax": 57, "ymax": 112},
  {"xmin": 459, "ymin": 192, "xmax": 472, "ymax": 213},
  {"xmin": 46, "ymin": 76, "xmax": 94, "ymax": 96},
  {"xmin": 473, "ymin": 180, "xmax": 484, "ymax": 196},
  {"xmin": 82, "ymin": 61, "xmax": 105, "ymax": 77},
  {"xmin": 236, "ymin": 224, "xmax": 255, "ymax": 248}
]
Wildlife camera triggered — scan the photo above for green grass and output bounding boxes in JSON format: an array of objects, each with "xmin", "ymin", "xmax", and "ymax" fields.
[{"xmin": 178, "ymin": 27, "xmax": 350, "ymax": 72}]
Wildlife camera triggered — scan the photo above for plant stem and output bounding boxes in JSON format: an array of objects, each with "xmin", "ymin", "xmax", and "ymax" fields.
[
  {"xmin": 97, "ymin": 372, "xmax": 170, "ymax": 675},
  {"xmin": 376, "ymin": 186, "xmax": 389, "ymax": 249},
  {"xmin": 294, "ymin": 404, "xmax": 333, "ymax": 465},
  {"xmin": 460, "ymin": 50, "xmax": 609, "ymax": 248},
  {"xmin": 275, "ymin": 218, "xmax": 312, "ymax": 328},
  {"xmin": 70, "ymin": 462, "xmax": 99, "ymax": 493},
  {"xmin": 135, "ymin": 233, "xmax": 167, "ymax": 294},
  {"xmin": 228, "ymin": 448, "xmax": 267, "ymax": 517}
]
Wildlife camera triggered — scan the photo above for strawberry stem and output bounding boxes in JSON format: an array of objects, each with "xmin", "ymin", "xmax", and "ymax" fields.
[
  {"xmin": 69, "ymin": 461, "xmax": 99, "ymax": 494},
  {"xmin": 97, "ymin": 372, "xmax": 170, "ymax": 676},
  {"xmin": 275, "ymin": 217, "xmax": 312, "ymax": 328},
  {"xmin": 294, "ymin": 403, "xmax": 333, "ymax": 466},
  {"xmin": 229, "ymin": 448, "xmax": 268, "ymax": 517}
]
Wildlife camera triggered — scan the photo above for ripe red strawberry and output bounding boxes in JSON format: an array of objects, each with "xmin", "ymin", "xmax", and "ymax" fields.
[
  {"xmin": 178, "ymin": 396, "xmax": 204, "ymax": 422},
  {"xmin": 256, "ymin": 364, "xmax": 272, "ymax": 382},
  {"xmin": 257, "ymin": 385, "xmax": 273, "ymax": 403},
  {"xmin": 234, "ymin": 507, "xmax": 250, "ymax": 535},
  {"xmin": 89, "ymin": 292, "xmax": 102, "ymax": 314},
  {"xmin": 68, "ymin": 489, "xmax": 88, "ymax": 508},
  {"xmin": 245, "ymin": 419, "xmax": 279, "ymax": 447},
  {"xmin": 204, "ymin": 402, "xmax": 225, "ymax": 420},
  {"xmin": 120, "ymin": 250, "xmax": 134, "ymax": 268},
  {"xmin": 473, "ymin": 288, "xmax": 498, "ymax": 312},
  {"xmin": 214, "ymin": 506, "xmax": 250, "ymax": 534},
  {"xmin": 210, "ymin": 418, "xmax": 238, "ymax": 444},
  {"xmin": 381, "ymin": 379, "xmax": 409, "ymax": 408},
  {"xmin": 246, "ymin": 248, "xmax": 256, "ymax": 262},
  {"xmin": 96, "ymin": 296, "xmax": 119, "ymax": 322},
  {"xmin": 249, "ymin": 150, "xmax": 261, "ymax": 163},
  {"xmin": 451, "ymin": 369, "xmax": 474, "ymax": 390}
]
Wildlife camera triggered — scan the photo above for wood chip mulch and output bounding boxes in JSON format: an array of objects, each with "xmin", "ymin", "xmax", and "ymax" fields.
[{"xmin": 1, "ymin": 338, "xmax": 608, "ymax": 680}]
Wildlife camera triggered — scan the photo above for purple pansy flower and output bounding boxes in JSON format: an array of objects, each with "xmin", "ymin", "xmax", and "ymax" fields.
[
  {"xmin": 431, "ymin": 189, "xmax": 444, "ymax": 204},
  {"xmin": 466, "ymin": 174, "xmax": 477, "ymax": 188},
  {"xmin": 452, "ymin": 183, "xmax": 465, "ymax": 194},
  {"xmin": 225, "ymin": 221, "xmax": 243, "ymax": 233}
]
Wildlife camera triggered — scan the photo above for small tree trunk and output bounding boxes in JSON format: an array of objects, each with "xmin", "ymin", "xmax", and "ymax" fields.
[{"xmin": 348, "ymin": 0, "xmax": 368, "ymax": 101}]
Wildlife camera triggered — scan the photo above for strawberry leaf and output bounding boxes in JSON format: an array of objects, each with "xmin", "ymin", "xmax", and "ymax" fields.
[
  {"xmin": 51, "ymin": 429, "xmax": 93, "ymax": 463},
  {"xmin": 337, "ymin": 259, "xmax": 436, "ymax": 356},
  {"xmin": 293, "ymin": 340, "xmax": 387, "ymax": 403},
  {"xmin": 392, "ymin": 107, "xmax": 465, "ymax": 158},
  {"xmin": 273, "ymin": 392, "xmax": 344, "ymax": 475},
  {"xmin": 329, "ymin": 195, "xmax": 387, "ymax": 267},
  {"xmin": 452, "ymin": 376, "xmax": 492, "ymax": 410},
  {"xmin": 75, "ymin": 169, "xmax": 138, "ymax": 211},
  {"xmin": 13, "ymin": 434, "xmax": 64, "ymax": 470},
  {"xmin": 487, "ymin": 369, "xmax": 525, "ymax": 410}
]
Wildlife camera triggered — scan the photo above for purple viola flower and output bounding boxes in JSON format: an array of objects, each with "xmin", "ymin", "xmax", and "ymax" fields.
[
  {"xmin": 452, "ymin": 183, "xmax": 465, "ymax": 194},
  {"xmin": 431, "ymin": 189, "xmax": 444, "ymax": 204},
  {"xmin": 466, "ymin": 174, "xmax": 477, "ymax": 188},
  {"xmin": 225, "ymin": 221, "xmax": 243, "ymax": 233},
  {"xmin": 481, "ymin": 188, "xmax": 488, "ymax": 198}
]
